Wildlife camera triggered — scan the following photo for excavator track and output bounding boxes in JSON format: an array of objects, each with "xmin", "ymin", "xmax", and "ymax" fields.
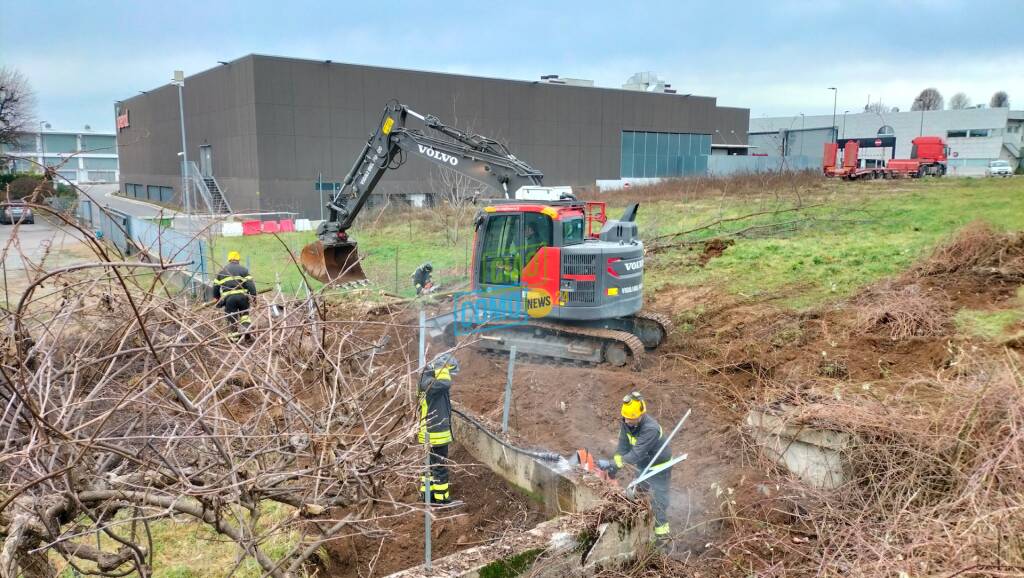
[
  {"xmin": 524, "ymin": 320, "xmax": 646, "ymax": 366},
  {"xmin": 634, "ymin": 309, "xmax": 674, "ymax": 344}
]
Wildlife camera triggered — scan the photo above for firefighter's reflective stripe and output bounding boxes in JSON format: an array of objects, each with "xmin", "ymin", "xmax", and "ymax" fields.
[
  {"xmin": 419, "ymin": 478, "xmax": 451, "ymax": 501},
  {"xmin": 214, "ymin": 275, "xmax": 253, "ymax": 285},
  {"xmin": 625, "ymin": 426, "xmax": 664, "ymax": 453},
  {"xmin": 434, "ymin": 366, "xmax": 452, "ymax": 381},
  {"xmin": 654, "ymin": 522, "xmax": 671, "ymax": 536},
  {"xmin": 239, "ymin": 314, "xmax": 252, "ymax": 324},
  {"xmin": 221, "ymin": 288, "xmax": 249, "ymax": 297},
  {"xmin": 614, "ymin": 454, "xmax": 624, "ymax": 468},
  {"xmin": 418, "ymin": 397, "xmax": 452, "ymax": 446}
]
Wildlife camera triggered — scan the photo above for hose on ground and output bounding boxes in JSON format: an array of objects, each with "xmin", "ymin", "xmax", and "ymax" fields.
[{"xmin": 451, "ymin": 408, "xmax": 562, "ymax": 462}]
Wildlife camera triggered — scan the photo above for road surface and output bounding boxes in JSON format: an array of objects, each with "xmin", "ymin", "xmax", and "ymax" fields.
[{"xmin": 1, "ymin": 216, "xmax": 94, "ymax": 302}]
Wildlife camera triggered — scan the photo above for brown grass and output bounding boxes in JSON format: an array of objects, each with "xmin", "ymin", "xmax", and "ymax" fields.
[
  {"xmin": 854, "ymin": 282, "xmax": 949, "ymax": 341},
  {"xmin": 578, "ymin": 170, "xmax": 826, "ymax": 203},
  {"xmin": 916, "ymin": 221, "xmax": 1024, "ymax": 277}
]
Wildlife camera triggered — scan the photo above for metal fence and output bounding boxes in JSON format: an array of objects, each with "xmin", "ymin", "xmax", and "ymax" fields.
[
  {"xmin": 707, "ymin": 154, "xmax": 821, "ymax": 176},
  {"xmin": 76, "ymin": 199, "xmax": 208, "ymax": 283}
]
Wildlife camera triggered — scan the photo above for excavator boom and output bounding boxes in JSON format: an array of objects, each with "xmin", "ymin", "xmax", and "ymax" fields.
[{"xmin": 300, "ymin": 101, "xmax": 544, "ymax": 283}]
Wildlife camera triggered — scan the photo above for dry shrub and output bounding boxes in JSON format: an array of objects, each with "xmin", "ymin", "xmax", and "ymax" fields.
[
  {"xmin": 579, "ymin": 170, "xmax": 825, "ymax": 203},
  {"xmin": 854, "ymin": 282, "xmax": 949, "ymax": 340},
  {"xmin": 709, "ymin": 355, "xmax": 1024, "ymax": 576},
  {"xmin": 916, "ymin": 221, "xmax": 1024, "ymax": 277}
]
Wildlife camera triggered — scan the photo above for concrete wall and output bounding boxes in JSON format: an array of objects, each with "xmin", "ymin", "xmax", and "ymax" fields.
[{"xmin": 118, "ymin": 54, "xmax": 750, "ymax": 217}]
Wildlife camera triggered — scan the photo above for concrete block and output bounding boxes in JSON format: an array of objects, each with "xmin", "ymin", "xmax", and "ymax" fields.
[
  {"xmin": 294, "ymin": 218, "xmax": 312, "ymax": 231},
  {"xmin": 222, "ymin": 222, "xmax": 244, "ymax": 237},
  {"xmin": 746, "ymin": 409, "xmax": 851, "ymax": 489}
]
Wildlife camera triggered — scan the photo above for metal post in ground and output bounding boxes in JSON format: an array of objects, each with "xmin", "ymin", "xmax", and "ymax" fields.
[
  {"xmin": 501, "ymin": 345, "xmax": 517, "ymax": 433},
  {"xmin": 419, "ymin": 310, "xmax": 432, "ymax": 573}
]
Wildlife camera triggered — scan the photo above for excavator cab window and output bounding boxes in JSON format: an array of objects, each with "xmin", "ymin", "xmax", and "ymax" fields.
[
  {"xmin": 523, "ymin": 212, "xmax": 552, "ymax": 267},
  {"xmin": 562, "ymin": 217, "xmax": 584, "ymax": 246},
  {"xmin": 480, "ymin": 214, "xmax": 521, "ymax": 286}
]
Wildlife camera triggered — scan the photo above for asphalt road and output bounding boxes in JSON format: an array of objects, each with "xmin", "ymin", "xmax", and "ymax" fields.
[{"xmin": 2, "ymin": 217, "xmax": 92, "ymax": 268}]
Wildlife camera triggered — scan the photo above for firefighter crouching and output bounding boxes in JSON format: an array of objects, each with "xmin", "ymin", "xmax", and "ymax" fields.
[
  {"xmin": 212, "ymin": 251, "xmax": 257, "ymax": 341},
  {"xmin": 601, "ymin": 391, "xmax": 673, "ymax": 542},
  {"xmin": 418, "ymin": 353, "xmax": 459, "ymax": 505}
]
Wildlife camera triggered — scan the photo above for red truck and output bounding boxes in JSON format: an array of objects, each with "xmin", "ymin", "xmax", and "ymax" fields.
[{"xmin": 823, "ymin": 136, "xmax": 949, "ymax": 179}]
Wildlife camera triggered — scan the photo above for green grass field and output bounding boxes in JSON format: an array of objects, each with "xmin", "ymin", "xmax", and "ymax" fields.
[{"xmin": 213, "ymin": 178, "xmax": 1024, "ymax": 306}]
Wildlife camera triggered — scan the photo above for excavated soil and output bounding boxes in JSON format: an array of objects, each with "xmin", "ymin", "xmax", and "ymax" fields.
[{"xmin": 325, "ymin": 446, "xmax": 546, "ymax": 577}]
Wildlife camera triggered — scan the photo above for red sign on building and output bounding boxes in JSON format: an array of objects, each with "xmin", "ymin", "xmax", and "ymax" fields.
[{"xmin": 116, "ymin": 110, "xmax": 130, "ymax": 130}]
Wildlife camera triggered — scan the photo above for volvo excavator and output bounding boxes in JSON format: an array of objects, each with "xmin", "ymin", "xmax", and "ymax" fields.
[{"xmin": 300, "ymin": 101, "xmax": 671, "ymax": 365}]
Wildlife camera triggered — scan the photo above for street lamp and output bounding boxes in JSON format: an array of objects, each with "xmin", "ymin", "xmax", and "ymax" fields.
[
  {"xmin": 38, "ymin": 121, "xmax": 49, "ymax": 171},
  {"xmin": 172, "ymin": 70, "xmax": 191, "ymax": 219},
  {"xmin": 828, "ymin": 87, "xmax": 838, "ymax": 143},
  {"xmin": 799, "ymin": 113, "xmax": 805, "ymax": 156},
  {"xmin": 842, "ymin": 110, "xmax": 849, "ymax": 140}
]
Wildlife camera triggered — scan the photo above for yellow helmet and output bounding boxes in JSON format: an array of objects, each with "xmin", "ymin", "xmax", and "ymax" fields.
[
  {"xmin": 227, "ymin": 251, "xmax": 241, "ymax": 262},
  {"xmin": 621, "ymin": 391, "xmax": 646, "ymax": 419}
]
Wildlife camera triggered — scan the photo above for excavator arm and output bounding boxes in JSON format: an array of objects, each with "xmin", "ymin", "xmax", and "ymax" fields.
[{"xmin": 301, "ymin": 101, "xmax": 544, "ymax": 283}]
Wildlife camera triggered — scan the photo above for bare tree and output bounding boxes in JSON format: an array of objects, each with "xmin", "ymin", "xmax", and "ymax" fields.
[
  {"xmin": 0, "ymin": 68, "xmax": 36, "ymax": 148},
  {"xmin": 911, "ymin": 88, "xmax": 944, "ymax": 111},
  {"xmin": 0, "ymin": 203, "xmax": 428, "ymax": 577},
  {"xmin": 864, "ymin": 100, "xmax": 889, "ymax": 114},
  {"xmin": 990, "ymin": 91, "xmax": 1010, "ymax": 108},
  {"xmin": 949, "ymin": 92, "xmax": 971, "ymax": 110}
]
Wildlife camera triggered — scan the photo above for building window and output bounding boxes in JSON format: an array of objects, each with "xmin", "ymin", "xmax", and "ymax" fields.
[
  {"xmin": 620, "ymin": 131, "xmax": 711, "ymax": 178},
  {"xmin": 947, "ymin": 130, "xmax": 968, "ymax": 138},
  {"xmin": 968, "ymin": 129, "xmax": 990, "ymax": 138},
  {"xmin": 80, "ymin": 135, "xmax": 116, "ymax": 153},
  {"xmin": 42, "ymin": 134, "xmax": 78, "ymax": 153},
  {"xmin": 877, "ymin": 125, "xmax": 894, "ymax": 136}
]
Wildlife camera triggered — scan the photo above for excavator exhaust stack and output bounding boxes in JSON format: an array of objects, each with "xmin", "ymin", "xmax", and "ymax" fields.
[{"xmin": 299, "ymin": 240, "xmax": 367, "ymax": 284}]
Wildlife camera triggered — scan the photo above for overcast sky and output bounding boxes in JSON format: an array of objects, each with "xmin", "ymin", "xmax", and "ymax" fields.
[{"xmin": 3, "ymin": 0, "xmax": 1022, "ymax": 132}]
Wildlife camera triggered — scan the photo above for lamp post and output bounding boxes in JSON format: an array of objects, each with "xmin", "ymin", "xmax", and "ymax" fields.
[
  {"xmin": 799, "ymin": 113, "xmax": 805, "ymax": 156},
  {"xmin": 38, "ymin": 121, "xmax": 50, "ymax": 172},
  {"xmin": 828, "ymin": 87, "xmax": 838, "ymax": 143},
  {"xmin": 172, "ymin": 70, "xmax": 190, "ymax": 221},
  {"xmin": 842, "ymin": 110, "xmax": 849, "ymax": 140}
]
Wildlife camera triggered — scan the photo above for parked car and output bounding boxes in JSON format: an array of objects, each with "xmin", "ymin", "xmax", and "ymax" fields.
[
  {"xmin": 986, "ymin": 160, "xmax": 1013, "ymax": 177},
  {"xmin": 0, "ymin": 201, "xmax": 35, "ymax": 224}
]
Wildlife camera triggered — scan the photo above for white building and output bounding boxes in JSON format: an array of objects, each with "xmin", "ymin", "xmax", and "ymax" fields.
[
  {"xmin": 1, "ymin": 128, "xmax": 119, "ymax": 184},
  {"xmin": 750, "ymin": 108, "xmax": 1023, "ymax": 176}
]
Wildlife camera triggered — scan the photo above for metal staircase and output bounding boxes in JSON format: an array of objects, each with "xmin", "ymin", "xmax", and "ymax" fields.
[
  {"xmin": 202, "ymin": 177, "xmax": 231, "ymax": 214},
  {"xmin": 183, "ymin": 161, "xmax": 232, "ymax": 215}
]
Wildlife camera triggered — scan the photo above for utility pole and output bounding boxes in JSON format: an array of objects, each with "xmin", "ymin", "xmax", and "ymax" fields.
[
  {"xmin": 828, "ymin": 87, "xmax": 838, "ymax": 143},
  {"xmin": 842, "ymin": 110, "xmax": 849, "ymax": 140},
  {"xmin": 919, "ymin": 107, "xmax": 925, "ymax": 137},
  {"xmin": 799, "ymin": 113, "xmax": 805, "ymax": 156},
  {"xmin": 173, "ymin": 70, "xmax": 190, "ymax": 223}
]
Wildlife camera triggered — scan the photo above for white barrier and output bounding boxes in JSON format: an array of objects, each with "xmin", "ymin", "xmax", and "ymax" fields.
[
  {"xmin": 222, "ymin": 222, "xmax": 244, "ymax": 237},
  {"xmin": 295, "ymin": 219, "xmax": 313, "ymax": 232}
]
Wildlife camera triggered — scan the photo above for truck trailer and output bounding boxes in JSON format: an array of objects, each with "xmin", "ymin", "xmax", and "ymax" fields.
[{"xmin": 823, "ymin": 136, "xmax": 948, "ymax": 180}]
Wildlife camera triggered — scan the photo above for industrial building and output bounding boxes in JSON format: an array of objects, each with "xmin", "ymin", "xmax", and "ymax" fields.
[
  {"xmin": 1, "ymin": 128, "xmax": 119, "ymax": 184},
  {"xmin": 115, "ymin": 54, "xmax": 749, "ymax": 216},
  {"xmin": 750, "ymin": 108, "xmax": 1023, "ymax": 176}
]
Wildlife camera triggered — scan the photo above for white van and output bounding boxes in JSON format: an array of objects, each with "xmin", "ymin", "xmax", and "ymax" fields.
[{"xmin": 986, "ymin": 160, "xmax": 1013, "ymax": 177}]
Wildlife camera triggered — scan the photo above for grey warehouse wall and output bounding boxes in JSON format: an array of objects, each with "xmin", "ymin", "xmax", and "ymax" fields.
[{"xmin": 119, "ymin": 54, "xmax": 750, "ymax": 218}]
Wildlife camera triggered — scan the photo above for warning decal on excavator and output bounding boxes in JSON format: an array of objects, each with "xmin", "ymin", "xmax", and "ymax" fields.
[{"xmin": 382, "ymin": 117, "xmax": 395, "ymax": 135}]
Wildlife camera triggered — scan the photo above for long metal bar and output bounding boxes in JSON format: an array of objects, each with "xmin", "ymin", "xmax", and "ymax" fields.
[
  {"xmin": 630, "ymin": 454, "xmax": 688, "ymax": 487},
  {"xmin": 501, "ymin": 346, "xmax": 517, "ymax": 433},
  {"xmin": 628, "ymin": 408, "xmax": 691, "ymax": 494},
  {"xmin": 419, "ymin": 310, "xmax": 431, "ymax": 573}
]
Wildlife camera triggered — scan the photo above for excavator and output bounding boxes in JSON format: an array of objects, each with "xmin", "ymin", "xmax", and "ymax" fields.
[{"xmin": 300, "ymin": 101, "xmax": 671, "ymax": 365}]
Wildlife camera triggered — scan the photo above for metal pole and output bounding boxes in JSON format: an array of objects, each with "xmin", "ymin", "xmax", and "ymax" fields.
[
  {"xmin": 419, "ymin": 310, "xmax": 431, "ymax": 573},
  {"xmin": 318, "ymin": 172, "xmax": 324, "ymax": 222},
  {"xmin": 175, "ymin": 74, "xmax": 190, "ymax": 223},
  {"xmin": 842, "ymin": 111, "xmax": 848, "ymax": 140},
  {"xmin": 919, "ymin": 108, "xmax": 925, "ymax": 137},
  {"xmin": 799, "ymin": 114, "xmax": 805, "ymax": 156},
  {"xmin": 829, "ymin": 87, "xmax": 838, "ymax": 143},
  {"xmin": 501, "ymin": 345, "xmax": 518, "ymax": 433},
  {"xmin": 627, "ymin": 409, "xmax": 692, "ymax": 496}
]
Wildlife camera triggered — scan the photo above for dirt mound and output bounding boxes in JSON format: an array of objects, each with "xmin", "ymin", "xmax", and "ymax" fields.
[{"xmin": 698, "ymin": 238, "xmax": 734, "ymax": 266}]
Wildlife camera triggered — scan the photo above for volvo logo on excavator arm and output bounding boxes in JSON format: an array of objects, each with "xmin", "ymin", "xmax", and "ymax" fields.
[{"xmin": 418, "ymin": 145, "xmax": 459, "ymax": 166}]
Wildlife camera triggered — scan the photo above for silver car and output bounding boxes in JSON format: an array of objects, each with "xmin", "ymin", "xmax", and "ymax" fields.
[{"xmin": 0, "ymin": 201, "xmax": 34, "ymax": 224}]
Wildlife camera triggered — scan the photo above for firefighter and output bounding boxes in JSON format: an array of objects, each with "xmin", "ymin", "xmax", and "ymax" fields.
[
  {"xmin": 212, "ymin": 251, "xmax": 257, "ymax": 341},
  {"xmin": 412, "ymin": 262, "xmax": 434, "ymax": 295},
  {"xmin": 418, "ymin": 352, "xmax": 459, "ymax": 505},
  {"xmin": 601, "ymin": 391, "xmax": 673, "ymax": 543}
]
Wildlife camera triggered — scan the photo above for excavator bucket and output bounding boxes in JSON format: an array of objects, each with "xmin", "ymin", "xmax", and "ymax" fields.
[{"xmin": 299, "ymin": 240, "xmax": 367, "ymax": 284}]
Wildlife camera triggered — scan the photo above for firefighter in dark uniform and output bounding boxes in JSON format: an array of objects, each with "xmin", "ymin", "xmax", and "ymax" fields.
[
  {"xmin": 412, "ymin": 262, "xmax": 434, "ymax": 295},
  {"xmin": 418, "ymin": 352, "xmax": 459, "ymax": 505},
  {"xmin": 212, "ymin": 251, "xmax": 257, "ymax": 341},
  {"xmin": 602, "ymin": 391, "xmax": 673, "ymax": 542}
]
